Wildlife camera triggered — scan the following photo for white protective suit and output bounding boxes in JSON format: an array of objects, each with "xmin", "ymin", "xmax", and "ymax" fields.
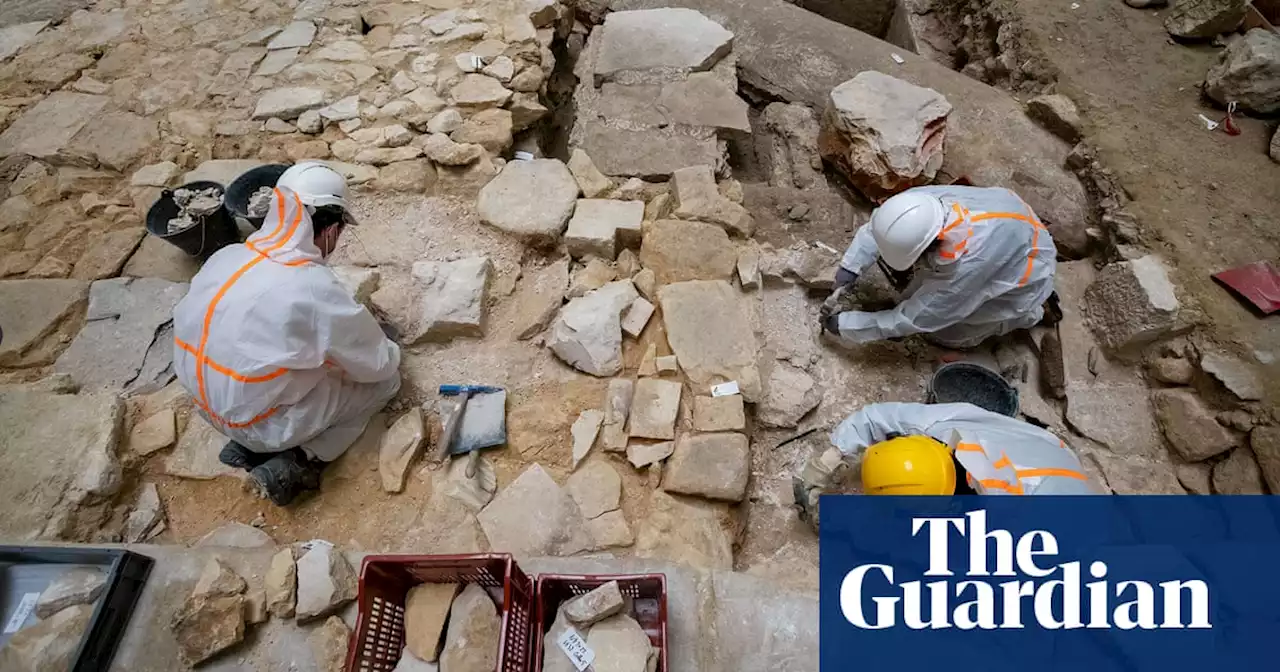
[
  {"xmin": 837, "ymin": 185, "xmax": 1056, "ymax": 348},
  {"xmin": 173, "ymin": 187, "xmax": 401, "ymax": 462},
  {"xmin": 830, "ymin": 402, "xmax": 1097, "ymax": 495}
]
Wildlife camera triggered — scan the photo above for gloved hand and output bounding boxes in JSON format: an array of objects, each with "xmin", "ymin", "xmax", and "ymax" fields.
[
  {"xmin": 834, "ymin": 267, "xmax": 858, "ymax": 289},
  {"xmin": 793, "ymin": 447, "xmax": 849, "ymax": 533}
]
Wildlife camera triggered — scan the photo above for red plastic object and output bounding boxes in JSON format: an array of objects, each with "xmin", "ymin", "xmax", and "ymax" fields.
[
  {"xmin": 532, "ymin": 573, "xmax": 669, "ymax": 672},
  {"xmin": 346, "ymin": 553, "xmax": 535, "ymax": 672},
  {"xmin": 1212, "ymin": 261, "xmax": 1280, "ymax": 315}
]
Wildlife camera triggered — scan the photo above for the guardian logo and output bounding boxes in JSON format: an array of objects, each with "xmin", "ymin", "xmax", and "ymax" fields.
[{"xmin": 841, "ymin": 510, "xmax": 1212, "ymax": 631}]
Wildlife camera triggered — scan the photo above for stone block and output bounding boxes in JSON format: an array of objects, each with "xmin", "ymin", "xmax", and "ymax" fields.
[
  {"xmin": 662, "ymin": 432, "xmax": 749, "ymax": 501},
  {"xmin": 451, "ymin": 74, "xmax": 513, "ymax": 109},
  {"xmin": 1152, "ymin": 389, "xmax": 1237, "ymax": 462},
  {"xmin": 379, "ymin": 409, "xmax": 425, "ymax": 493},
  {"xmin": 478, "ymin": 464, "xmax": 593, "ymax": 556},
  {"xmin": 440, "ymin": 584, "xmax": 501, "ymax": 672},
  {"xmin": 477, "ymin": 159, "xmax": 579, "ymax": 243},
  {"xmin": 629, "ymin": 378, "xmax": 682, "ymax": 440},
  {"xmin": 1212, "ymin": 446, "xmax": 1266, "ymax": 495},
  {"xmin": 818, "ymin": 71, "xmax": 950, "ymax": 200},
  {"xmin": 692, "ymin": 394, "xmax": 745, "ymax": 432},
  {"xmin": 627, "ymin": 440, "xmax": 675, "ymax": 468},
  {"xmin": 1025, "ymin": 94, "xmax": 1082, "ymax": 143},
  {"xmin": 635, "ymin": 490, "xmax": 732, "ymax": 570},
  {"xmin": 657, "ymin": 73, "xmax": 750, "ymax": 131},
  {"xmin": 565, "ymin": 199, "xmax": 644, "ymax": 260},
  {"xmin": 756, "ymin": 360, "xmax": 820, "ymax": 428},
  {"xmin": 296, "ymin": 542, "xmax": 358, "ymax": 623},
  {"xmin": 638, "ymin": 219, "xmax": 737, "ymax": 285},
  {"xmin": 408, "ymin": 257, "xmax": 491, "ymax": 343},
  {"xmin": 571, "ymin": 409, "xmax": 604, "ymax": 469},
  {"xmin": 252, "ymin": 87, "xmax": 328, "ymax": 120},
  {"xmin": 268, "ymin": 21, "xmax": 316, "ymax": 50},
  {"xmin": 0, "ymin": 92, "xmax": 108, "ymax": 161},
  {"xmin": 620, "ymin": 297, "xmax": 654, "ymax": 337},
  {"xmin": 670, "ymin": 165, "xmax": 754, "ymax": 237},
  {"xmin": 1083, "ymin": 256, "xmax": 1179, "ymax": 351},
  {"xmin": 568, "ymin": 149, "xmax": 613, "ymax": 197},
  {"xmin": 404, "ymin": 582, "xmax": 458, "ymax": 662},
  {"xmin": 547, "ymin": 280, "xmax": 639, "ymax": 376},
  {"xmin": 1165, "ymin": 0, "xmax": 1248, "ymax": 39},
  {"xmin": 659, "ymin": 280, "xmax": 761, "ymax": 401},
  {"xmin": 581, "ymin": 125, "xmax": 722, "ymax": 180},
  {"xmin": 0, "ymin": 279, "xmax": 88, "ymax": 367},
  {"xmin": 566, "ymin": 461, "xmax": 622, "ymax": 518},
  {"xmin": 593, "ymin": 8, "xmax": 734, "ymax": 83}
]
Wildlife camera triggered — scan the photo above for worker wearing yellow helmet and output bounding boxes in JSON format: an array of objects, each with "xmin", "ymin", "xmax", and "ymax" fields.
[{"xmin": 793, "ymin": 402, "xmax": 1099, "ymax": 530}]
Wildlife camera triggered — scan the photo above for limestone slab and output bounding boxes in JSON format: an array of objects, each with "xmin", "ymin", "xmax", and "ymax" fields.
[
  {"xmin": 55, "ymin": 277, "xmax": 187, "ymax": 391},
  {"xmin": 662, "ymin": 432, "xmax": 749, "ymax": 501},
  {"xmin": 566, "ymin": 461, "xmax": 622, "ymax": 518},
  {"xmin": 629, "ymin": 379, "xmax": 681, "ymax": 440},
  {"xmin": 0, "ymin": 279, "xmax": 88, "ymax": 366},
  {"xmin": 638, "ymin": 219, "xmax": 737, "ymax": 285},
  {"xmin": 692, "ymin": 394, "xmax": 745, "ymax": 432},
  {"xmin": 404, "ymin": 582, "xmax": 458, "ymax": 662},
  {"xmin": 296, "ymin": 542, "xmax": 358, "ymax": 622},
  {"xmin": 408, "ymin": 257, "xmax": 491, "ymax": 343},
  {"xmin": 594, "ymin": 8, "xmax": 734, "ymax": 82},
  {"xmin": 0, "ymin": 92, "xmax": 108, "ymax": 160},
  {"xmin": 477, "ymin": 159, "xmax": 578, "ymax": 243},
  {"xmin": 547, "ymin": 280, "xmax": 639, "ymax": 377},
  {"xmin": 659, "ymin": 280, "xmax": 761, "ymax": 400},
  {"xmin": 478, "ymin": 464, "xmax": 593, "ymax": 556}
]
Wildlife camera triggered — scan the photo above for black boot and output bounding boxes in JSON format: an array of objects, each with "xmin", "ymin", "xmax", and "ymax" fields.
[
  {"xmin": 248, "ymin": 449, "xmax": 324, "ymax": 506},
  {"xmin": 219, "ymin": 441, "xmax": 271, "ymax": 472}
]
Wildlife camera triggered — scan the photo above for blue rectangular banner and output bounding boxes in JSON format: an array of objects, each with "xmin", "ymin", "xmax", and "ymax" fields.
[{"xmin": 819, "ymin": 496, "xmax": 1280, "ymax": 671}]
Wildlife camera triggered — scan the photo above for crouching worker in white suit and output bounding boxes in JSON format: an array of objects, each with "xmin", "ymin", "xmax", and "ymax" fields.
[
  {"xmin": 821, "ymin": 185, "xmax": 1060, "ymax": 349},
  {"xmin": 173, "ymin": 163, "xmax": 400, "ymax": 505},
  {"xmin": 792, "ymin": 402, "xmax": 1100, "ymax": 531}
]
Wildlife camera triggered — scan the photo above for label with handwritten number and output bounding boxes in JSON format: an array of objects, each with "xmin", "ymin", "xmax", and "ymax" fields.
[
  {"xmin": 556, "ymin": 626, "xmax": 595, "ymax": 672},
  {"xmin": 4, "ymin": 593, "xmax": 40, "ymax": 634}
]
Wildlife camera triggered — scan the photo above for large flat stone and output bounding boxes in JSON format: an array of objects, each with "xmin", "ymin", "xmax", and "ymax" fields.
[
  {"xmin": 296, "ymin": 542, "xmax": 358, "ymax": 623},
  {"xmin": 659, "ymin": 280, "xmax": 761, "ymax": 400},
  {"xmin": 55, "ymin": 277, "xmax": 187, "ymax": 391},
  {"xmin": 0, "ymin": 92, "xmax": 108, "ymax": 160},
  {"xmin": 65, "ymin": 112, "xmax": 159, "ymax": 171},
  {"xmin": 1152, "ymin": 389, "xmax": 1237, "ymax": 462},
  {"xmin": 0, "ymin": 390, "xmax": 123, "ymax": 540},
  {"xmin": 439, "ymin": 584, "xmax": 501, "ymax": 672},
  {"xmin": 635, "ymin": 490, "xmax": 733, "ymax": 570},
  {"xmin": 163, "ymin": 415, "xmax": 241, "ymax": 481},
  {"xmin": 183, "ymin": 159, "xmax": 268, "ymax": 186},
  {"xmin": 656, "ymin": 73, "xmax": 750, "ymax": 131},
  {"xmin": 252, "ymin": 87, "xmax": 328, "ymax": 120},
  {"xmin": 0, "ymin": 279, "xmax": 88, "ymax": 366},
  {"xmin": 477, "ymin": 463, "xmax": 593, "ymax": 556},
  {"xmin": 818, "ymin": 71, "xmax": 950, "ymax": 200},
  {"xmin": 408, "ymin": 257, "xmax": 491, "ymax": 343},
  {"xmin": 477, "ymin": 159, "xmax": 579, "ymax": 243},
  {"xmin": 629, "ymin": 378, "xmax": 682, "ymax": 440},
  {"xmin": 0, "ymin": 21, "xmax": 49, "ymax": 62},
  {"xmin": 594, "ymin": 8, "xmax": 734, "ymax": 82},
  {"xmin": 580, "ymin": 125, "xmax": 722, "ymax": 180},
  {"xmin": 662, "ymin": 432, "xmax": 750, "ymax": 501},
  {"xmin": 547, "ymin": 280, "xmax": 639, "ymax": 377},
  {"xmin": 1083, "ymin": 256, "xmax": 1180, "ymax": 352},
  {"xmin": 638, "ymin": 219, "xmax": 737, "ymax": 285}
]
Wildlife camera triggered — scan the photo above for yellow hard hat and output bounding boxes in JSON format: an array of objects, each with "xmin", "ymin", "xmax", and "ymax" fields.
[{"xmin": 861, "ymin": 435, "xmax": 956, "ymax": 495}]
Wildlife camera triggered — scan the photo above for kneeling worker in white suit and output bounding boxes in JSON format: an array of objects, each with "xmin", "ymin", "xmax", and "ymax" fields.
[
  {"xmin": 173, "ymin": 163, "xmax": 400, "ymax": 505},
  {"xmin": 822, "ymin": 185, "xmax": 1060, "ymax": 349},
  {"xmin": 793, "ymin": 402, "xmax": 1099, "ymax": 531}
]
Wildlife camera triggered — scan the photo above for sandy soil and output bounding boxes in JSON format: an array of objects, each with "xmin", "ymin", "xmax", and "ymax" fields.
[{"xmin": 1011, "ymin": 1, "xmax": 1280, "ymax": 402}]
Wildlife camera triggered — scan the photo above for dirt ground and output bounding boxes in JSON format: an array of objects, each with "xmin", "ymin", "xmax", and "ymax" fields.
[{"xmin": 1012, "ymin": 1, "xmax": 1280, "ymax": 399}]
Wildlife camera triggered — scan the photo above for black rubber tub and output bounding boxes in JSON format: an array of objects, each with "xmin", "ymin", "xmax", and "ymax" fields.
[
  {"xmin": 927, "ymin": 361, "xmax": 1020, "ymax": 417},
  {"xmin": 226, "ymin": 164, "xmax": 289, "ymax": 230},
  {"xmin": 144, "ymin": 181, "xmax": 239, "ymax": 258}
]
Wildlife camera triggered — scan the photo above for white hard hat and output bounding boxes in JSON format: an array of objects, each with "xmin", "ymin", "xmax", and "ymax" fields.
[
  {"xmin": 276, "ymin": 162, "xmax": 358, "ymax": 225},
  {"xmin": 870, "ymin": 190, "xmax": 947, "ymax": 270}
]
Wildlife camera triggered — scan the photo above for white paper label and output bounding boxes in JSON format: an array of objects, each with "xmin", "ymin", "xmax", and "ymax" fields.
[
  {"xmin": 711, "ymin": 381, "xmax": 740, "ymax": 397},
  {"xmin": 513, "ymin": 151, "xmax": 535, "ymax": 161},
  {"xmin": 556, "ymin": 627, "xmax": 595, "ymax": 672},
  {"xmin": 4, "ymin": 593, "xmax": 40, "ymax": 634}
]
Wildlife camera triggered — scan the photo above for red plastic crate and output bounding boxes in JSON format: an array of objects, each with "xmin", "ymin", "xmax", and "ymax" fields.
[
  {"xmin": 346, "ymin": 553, "xmax": 534, "ymax": 672},
  {"xmin": 532, "ymin": 573, "xmax": 668, "ymax": 672}
]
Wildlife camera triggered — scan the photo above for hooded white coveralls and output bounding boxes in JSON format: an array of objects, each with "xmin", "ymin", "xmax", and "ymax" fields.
[
  {"xmin": 837, "ymin": 185, "xmax": 1057, "ymax": 349},
  {"xmin": 830, "ymin": 402, "xmax": 1097, "ymax": 495},
  {"xmin": 173, "ymin": 187, "xmax": 401, "ymax": 462}
]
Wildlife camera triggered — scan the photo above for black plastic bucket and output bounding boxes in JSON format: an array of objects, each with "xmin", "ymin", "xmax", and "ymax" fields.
[
  {"xmin": 226, "ymin": 164, "xmax": 289, "ymax": 230},
  {"xmin": 927, "ymin": 362, "xmax": 1020, "ymax": 417},
  {"xmin": 145, "ymin": 181, "xmax": 239, "ymax": 258}
]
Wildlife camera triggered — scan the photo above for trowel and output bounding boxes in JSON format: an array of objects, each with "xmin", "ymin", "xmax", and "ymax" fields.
[{"xmin": 430, "ymin": 385, "xmax": 506, "ymax": 477}]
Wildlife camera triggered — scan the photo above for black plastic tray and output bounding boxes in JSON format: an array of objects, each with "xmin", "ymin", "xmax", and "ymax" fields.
[{"xmin": 0, "ymin": 546, "xmax": 153, "ymax": 672}]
